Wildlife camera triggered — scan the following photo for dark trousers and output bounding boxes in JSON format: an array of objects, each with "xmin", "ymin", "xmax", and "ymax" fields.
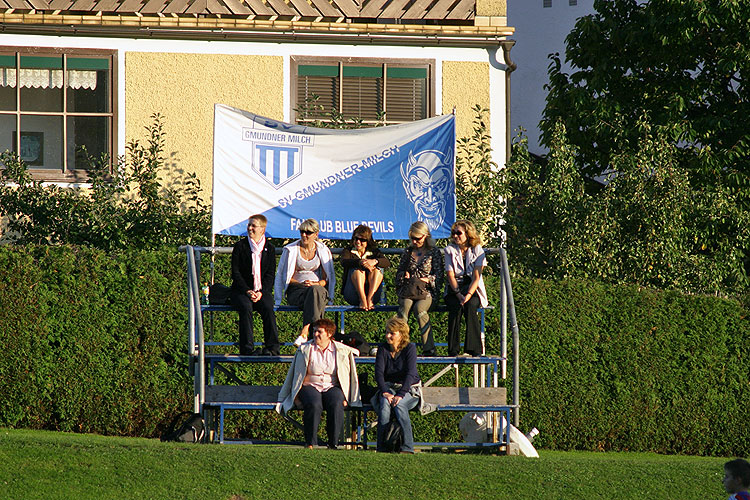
[
  {"xmin": 297, "ymin": 384, "xmax": 345, "ymax": 448},
  {"xmin": 445, "ymin": 292, "xmax": 482, "ymax": 356},
  {"xmin": 286, "ymin": 283, "xmax": 328, "ymax": 329},
  {"xmin": 230, "ymin": 290, "xmax": 279, "ymax": 355}
]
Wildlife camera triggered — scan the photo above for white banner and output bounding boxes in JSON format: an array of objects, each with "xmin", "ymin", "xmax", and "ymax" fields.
[{"xmin": 212, "ymin": 104, "xmax": 456, "ymax": 239}]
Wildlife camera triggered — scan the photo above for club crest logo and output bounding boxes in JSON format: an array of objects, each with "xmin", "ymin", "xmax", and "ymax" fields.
[
  {"xmin": 252, "ymin": 143, "xmax": 302, "ymax": 189},
  {"xmin": 400, "ymin": 149, "xmax": 454, "ymax": 231}
]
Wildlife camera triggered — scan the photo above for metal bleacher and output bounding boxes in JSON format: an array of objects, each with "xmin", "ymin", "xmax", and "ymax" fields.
[{"xmin": 182, "ymin": 244, "xmax": 521, "ymax": 450}]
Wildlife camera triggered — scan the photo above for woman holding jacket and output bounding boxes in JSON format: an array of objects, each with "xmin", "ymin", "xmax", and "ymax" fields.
[
  {"xmin": 373, "ymin": 316, "xmax": 420, "ymax": 453},
  {"xmin": 443, "ymin": 220, "xmax": 488, "ymax": 357}
]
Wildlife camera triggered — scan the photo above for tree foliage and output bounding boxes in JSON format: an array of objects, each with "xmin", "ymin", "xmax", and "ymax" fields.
[
  {"xmin": 456, "ymin": 105, "xmax": 504, "ymax": 247},
  {"xmin": 542, "ymin": 0, "xmax": 750, "ymax": 189},
  {"xmin": 0, "ymin": 114, "xmax": 211, "ymax": 250},
  {"xmin": 505, "ymin": 120, "xmax": 750, "ymax": 295}
]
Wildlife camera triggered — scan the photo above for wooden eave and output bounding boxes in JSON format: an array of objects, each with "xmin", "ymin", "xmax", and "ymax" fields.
[{"xmin": 0, "ymin": 0, "xmax": 513, "ymax": 43}]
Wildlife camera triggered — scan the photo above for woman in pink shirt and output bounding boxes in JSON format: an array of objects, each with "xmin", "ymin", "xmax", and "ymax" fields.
[{"xmin": 276, "ymin": 318, "xmax": 361, "ymax": 448}]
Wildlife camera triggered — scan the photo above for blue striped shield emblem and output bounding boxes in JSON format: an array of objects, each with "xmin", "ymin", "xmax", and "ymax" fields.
[{"xmin": 252, "ymin": 143, "xmax": 302, "ymax": 189}]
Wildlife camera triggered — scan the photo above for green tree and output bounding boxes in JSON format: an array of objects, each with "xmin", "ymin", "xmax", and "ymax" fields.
[
  {"xmin": 543, "ymin": 0, "xmax": 750, "ymax": 185},
  {"xmin": 455, "ymin": 105, "xmax": 504, "ymax": 247},
  {"xmin": 535, "ymin": 0, "xmax": 750, "ymax": 294},
  {"xmin": 505, "ymin": 120, "xmax": 750, "ymax": 295}
]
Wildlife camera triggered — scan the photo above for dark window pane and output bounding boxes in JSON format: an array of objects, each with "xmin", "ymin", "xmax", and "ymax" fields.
[
  {"xmin": 67, "ymin": 116, "xmax": 109, "ymax": 171},
  {"xmin": 0, "ymin": 114, "xmax": 17, "ymax": 153},
  {"xmin": 0, "ymin": 53, "xmax": 16, "ymax": 111},
  {"xmin": 18, "ymin": 115, "xmax": 62, "ymax": 169},
  {"xmin": 20, "ymin": 55, "xmax": 63, "ymax": 112},
  {"xmin": 67, "ymin": 57, "xmax": 110, "ymax": 113}
]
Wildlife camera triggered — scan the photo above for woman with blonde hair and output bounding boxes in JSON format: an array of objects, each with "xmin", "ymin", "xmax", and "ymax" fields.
[
  {"xmin": 274, "ymin": 218, "xmax": 335, "ymax": 346},
  {"xmin": 373, "ymin": 316, "xmax": 420, "ymax": 453},
  {"xmin": 444, "ymin": 220, "xmax": 488, "ymax": 356},
  {"xmin": 395, "ymin": 221, "xmax": 443, "ymax": 356}
]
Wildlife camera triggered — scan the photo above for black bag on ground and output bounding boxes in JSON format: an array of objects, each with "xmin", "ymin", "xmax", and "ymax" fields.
[
  {"xmin": 161, "ymin": 411, "xmax": 205, "ymax": 443},
  {"xmin": 209, "ymin": 283, "xmax": 232, "ymax": 305},
  {"xmin": 382, "ymin": 416, "xmax": 403, "ymax": 453}
]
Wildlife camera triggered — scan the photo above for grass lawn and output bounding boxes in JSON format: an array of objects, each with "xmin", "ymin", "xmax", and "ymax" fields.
[{"xmin": 0, "ymin": 428, "xmax": 731, "ymax": 499}]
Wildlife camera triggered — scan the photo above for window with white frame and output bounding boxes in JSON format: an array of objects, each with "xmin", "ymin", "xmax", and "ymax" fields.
[
  {"xmin": 0, "ymin": 48, "xmax": 115, "ymax": 181},
  {"xmin": 291, "ymin": 56, "xmax": 434, "ymax": 126}
]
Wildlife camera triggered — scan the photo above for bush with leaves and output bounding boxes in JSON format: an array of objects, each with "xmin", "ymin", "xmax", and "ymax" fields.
[
  {"xmin": 455, "ymin": 105, "xmax": 505, "ymax": 248},
  {"xmin": 504, "ymin": 119, "xmax": 750, "ymax": 296},
  {"xmin": 0, "ymin": 114, "xmax": 210, "ymax": 250}
]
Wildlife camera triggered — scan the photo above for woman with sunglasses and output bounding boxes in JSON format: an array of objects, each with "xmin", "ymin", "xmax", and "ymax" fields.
[
  {"xmin": 444, "ymin": 220, "xmax": 487, "ymax": 357},
  {"xmin": 274, "ymin": 219, "xmax": 336, "ymax": 347},
  {"xmin": 340, "ymin": 225, "xmax": 391, "ymax": 310},
  {"xmin": 395, "ymin": 221, "xmax": 443, "ymax": 356}
]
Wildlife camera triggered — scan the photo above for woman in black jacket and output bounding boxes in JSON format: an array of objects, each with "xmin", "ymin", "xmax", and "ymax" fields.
[{"xmin": 373, "ymin": 316, "xmax": 421, "ymax": 453}]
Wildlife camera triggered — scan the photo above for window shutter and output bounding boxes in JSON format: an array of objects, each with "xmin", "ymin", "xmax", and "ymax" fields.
[
  {"xmin": 342, "ymin": 65, "xmax": 382, "ymax": 122},
  {"xmin": 386, "ymin": 67, "xmax": 427, "ymax": 122},
  {"xmin": 297, "ymin": 65, "xmax": 338, "ymax": 122}
]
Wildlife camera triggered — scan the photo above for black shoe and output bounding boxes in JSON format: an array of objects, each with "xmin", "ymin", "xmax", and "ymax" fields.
[
  {"xmin": 422, "ymin": 349, "xmax": 437, "ymax": 357},
  {"xmin": 239, "ymin": 347, "xmax": 254, "ymax": 356},
  {"xmin": 261, "ymin": 347, "xmax": 280, "ymax": 356}
]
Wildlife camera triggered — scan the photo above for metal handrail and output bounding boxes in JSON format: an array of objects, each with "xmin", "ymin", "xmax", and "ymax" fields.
[{"xmin": 181, "ymin": 244, "xmax": 522, "ymax": 426}]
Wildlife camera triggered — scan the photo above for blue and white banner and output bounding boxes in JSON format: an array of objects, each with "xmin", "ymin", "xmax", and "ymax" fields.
[{"xmin": 212, "ymin": 104, "xmax": 456, "ymax": 239}]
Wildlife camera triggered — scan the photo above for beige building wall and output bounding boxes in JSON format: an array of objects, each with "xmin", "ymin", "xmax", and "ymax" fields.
[
  {"xmin": 476, "ymin": 0, "xmax": 506, "ymax": 16},
  {"xmin": 442, "ymin": 60, "xmax": 491, "ymax": 140},
  {"xmin": 125, "ymin": 52, "xmax": 283, "ymax": 202}
]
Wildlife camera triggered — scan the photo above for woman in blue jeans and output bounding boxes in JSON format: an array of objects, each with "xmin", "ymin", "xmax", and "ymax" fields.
[{"xmin": 373, "ymin": 316, "xmax": 421, "ymax": 453}]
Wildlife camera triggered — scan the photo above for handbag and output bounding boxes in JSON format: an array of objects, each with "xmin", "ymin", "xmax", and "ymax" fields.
[
  {"xmin": 398, "ymin": 276, "xmax": 429, "ymax": 300},
  {"xmin": 382, "ymin": 416, "xmax": 404, "ymax": 453},
  {"xmin": 457, "ymin": 276, "xmax": 472, "ymax": 295},
  {"xmin": 209, "ymin": 283, "xmax": 232, "ymax": 305}
]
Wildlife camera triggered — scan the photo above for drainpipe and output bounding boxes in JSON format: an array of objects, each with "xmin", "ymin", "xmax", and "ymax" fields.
[
  {"xmin": 500, "ymin": 39, "xmax": 517, "ymax": 166},
  {"xmin": 499, "ymin": 39, "xmax": 518, "ymax": 427}
]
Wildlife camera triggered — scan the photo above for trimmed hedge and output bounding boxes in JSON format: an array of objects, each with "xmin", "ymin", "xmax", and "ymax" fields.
[
  {"xmin": 515, "ymin": 279, "xmax": 750, "ymax": 455},
  {"xmin": 0, "ymin": 246, "xmax": 747, "ymax": 455},
  {"xmin": 0, "ymin": 246, "xmax": 190, "ymax": 436}
]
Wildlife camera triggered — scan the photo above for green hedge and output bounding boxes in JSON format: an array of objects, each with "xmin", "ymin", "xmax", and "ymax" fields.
[
  {"xmin": 515, "ymin": 279, "xmax": 750, "ymax": 456},
  {"xmin": 0, "ymin": 246, "xmax": 748, "ymax": 455},
  {"xmin": 0, "ymin": 246, "xmax": 190, "ymax": 436}
]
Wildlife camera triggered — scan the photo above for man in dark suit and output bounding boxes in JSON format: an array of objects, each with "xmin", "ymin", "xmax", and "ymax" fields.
[{"xmin": 230, "ymin": 214, "xmax": 280, "ymax": 355}]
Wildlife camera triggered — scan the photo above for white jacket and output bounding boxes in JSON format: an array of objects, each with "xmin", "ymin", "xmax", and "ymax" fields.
[
  {"xmin": 275, "ymin": 341, "xmax": 361, "ymax": 415},
  {"xmin": 274, "ymin": 239, "xmax": 336, "ymax": 307}
]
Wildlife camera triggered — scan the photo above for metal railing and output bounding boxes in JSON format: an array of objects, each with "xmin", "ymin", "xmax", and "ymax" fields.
[{"xmin": 181, "ymin": 244, "xmax": 521, "ymax": 426}]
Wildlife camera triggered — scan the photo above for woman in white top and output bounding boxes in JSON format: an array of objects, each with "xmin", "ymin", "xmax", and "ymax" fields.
[
  {"xmin": 443, "ymin": 220, "xmax": 488, "ymax": 357},
  {"xmin": 274, "ymin": 218, "xmax": 336, "ymax": 346}
]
